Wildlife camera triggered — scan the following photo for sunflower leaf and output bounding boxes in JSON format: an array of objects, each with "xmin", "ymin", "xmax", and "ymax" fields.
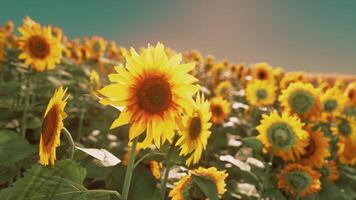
[{"xmin": 191, "ymin": 175, "xmax": 219, "ymax": 200}]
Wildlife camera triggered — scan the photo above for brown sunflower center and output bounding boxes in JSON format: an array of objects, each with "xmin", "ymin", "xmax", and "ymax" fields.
[
  {"xmin": 41, "ymin": 105, "xmax": 59, "ymax": 145},
  {"xmin": 28, "ymin": 35, "xmax": 50, "ymax": 59},
  {"xmin": 257, "ymin": 70, "xmax": 267, "ymax": 80},
  {"xmin": 301, "ymin": 137, "xmax": 316, "ymax": 159},
  {"xmin": 136, "ymin": 76, "xmax": 172, "ymax": 114},
  {"xmin": 211, "ymin": 105, "xmax": 223, "ymax": 117},
  {"xmin": 189, "ymin": 116, "xmax": 202, "ymax": 140}
]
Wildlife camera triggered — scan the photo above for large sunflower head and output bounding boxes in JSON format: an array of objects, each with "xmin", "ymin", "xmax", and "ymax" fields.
[
  {"xmin": 214, "ymin": 80, "xmax": 233, "ymax": 99},
  {"xmin": 98, "ymin": 43, "xmax": 199, "ymax": 148},
  {"xmin": 299, "ymin": 129, "xmax": 330, "ymax": 168},
  {"xmin": 17, "ymin": 17, "xmax": 62, "ymax": 72},
  {"xmin": 320, "ymin": 87, "xmax": 348, "ymax": 118},
  {"xmin": 324, "ymin": 160, "xmax": 340, "ymax": 182},
  {"xmin": 245, "ymin": 80, "xmax": 277, "ymax": 107},
  {"xmin": 277, "ymin": 163, "xmax": 321, "ymax": 198},
  {"xmin": 279, "ymin": 82, "xmax": 321, "ymax": 119},
  {"xmin": 256, "ymin": 111, "xmax": 309, "ymax": 161},
  {"xmin": 251, "ymin": 62, "xmax": 274, "ymax": 82},
  {"xmin": 345, "ymin": 81, "xmax": 356, "ymax": 107},
  {"xmin": 209, "ymin": 96, "xmax": 231, "ymax": 125},
  {"xmin": 169, "ymin": 167, "xmax": 228, "ymax": 200},
  {"xmin": 176, "ymin": 93, "xmax": 212, "ymax": 166},
  {"xmin": 39, "ymin": 87, "xmax": 68, "ymax": 166}
]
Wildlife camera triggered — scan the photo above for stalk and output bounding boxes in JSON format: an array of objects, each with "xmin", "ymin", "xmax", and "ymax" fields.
[{"xmin": 121, "ymin": 138, "xmax": 138, "ymax": 200}]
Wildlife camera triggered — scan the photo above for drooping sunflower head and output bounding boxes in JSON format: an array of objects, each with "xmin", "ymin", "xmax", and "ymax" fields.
[
  {"xmin": 345, "ymin": 81, "xmax": 356, "ymax": 107},
  {"xmin": 279, "ymin": 82, "xmax": 321, "ymax": 119},
  {"xmin": 18, "ymin": 17, "xmax": 62, "ymax": 72},
  {"xmin": 299, "ymin": 129, "xmax": 330, "ymax": 168},
  {"xmin": 39, "ymin": 86, "xmax": 68, "ymax": 166},
  {"xmin": 256, "ymin": 111, "xmax": 309, "ymax": 161},
  {"xmin": 251, "ymin": 62, "xmax": 274, "ymax": 82},
  {"xmin": 192, "ymin": 167, "xmax": 228, "ymax": 197},
  {"xmin": 320, "ymin": 87, "xmax": 348, "ymax": 118},
  {"xmin": 176, "ymin": 93, "xmax": 212, "ymax": 166},
  {"xmin": 209, "ymin": 96, "xmax": 231, "ymax": 125},
  {"xmin": 99, "ymin": 43, "xmax": 199, "ymax": 148},
  {"xmin": 277, "ymin": 163, "xmax": 321, "ymax": 198},
  {"xmin": 245, "ymin": 80, "xmax": 277, "ymax": 106},
  {"xmin": 169, "ymin": 175, "xmax": 192, "ymax": 200},
  {"xmin": 279, "ymin": 71, "xmax": 304, "ymax": 90},
  {"xmin": 214, "ymin": 80, "xmax": 233, "ymax": 99},
  {"xmin": 324, "ymin": 160, "xmax": 340, "ymax": 182}
]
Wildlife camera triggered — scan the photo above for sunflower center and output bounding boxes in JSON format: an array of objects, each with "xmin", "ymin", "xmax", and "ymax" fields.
[
  {"xmin": 256, "ymin": 89, "xmax": 267, "ymax": 100},
  {"xmin": 28, "ymin": 35, "xmax": 50, "ymax": 59},
  {"xmin": 136, "ymin": 76, "xmax": 172, "ymax": 114},
  {"xmin": 257, "ymin": 70, "xmax": 267, "ymax": 80},
  {"xmin": 324, "ymin": 100, "xmax": 337, "ymax": 112},
  {"xmin": 267, "ymin": 122, "xmax": 295, "ymax": 150},
  {"xmin": 93, "ymin": 42, "xmax": 101, "ymax": 53},
  {"xmin": 301, "ymin": 137, "xmax": 316, "ymax": 159},
  {"xmin": 189, "ymin": 116, "xmax": 202, "ymax": 140},
  {"xmin": 211, "ymin": 105, "xmax": 223, "ymax": 117},
  {"xmin": 41, "ymin": 105, "xmax": 59, "ymax": 145},
  {"xmin": 285, "ymin": 170, "xmax": 312, "ymax": 193},
  {"xmin": 338, "ymin": 121, "xmax": 351, "ymax": 136},
  {"xmin": 288, "ymin": 90, "xmax": 315, "ymax": 114}
]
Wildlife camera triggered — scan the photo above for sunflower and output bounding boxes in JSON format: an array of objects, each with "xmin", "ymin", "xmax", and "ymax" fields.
[
  {"xmin": 324, "ymin": 160, "xmax": 340, "ymax": 182},
  {"xmin": 273, "ymin": 67, "xmax": 285, "ymax": 82},
  {"xmin": 279, "ymin": 82, "xmax": 321, "ymax": 119},
  {"xmin": 251, "ymin": 62, "xmax": 274, "ymax": 82},
  {"xmin": 18, "ymin": 17, "xmax": 62, "ymax": 72},
  {"xmin": 320, "ymin": 87, "xmax": 348, "ymax": 118},
  {"xmin": 98, "ymin": 43, "xmax": 199, "ymax": 148},
  {"xmin": 332, "ymin": 117, "xmax": 356, "ymax": 141},
  {"xmin": 84, "ymin": 36, "xmax": 107, "ymax": 61},
  {"xmin": 345, "ymin": 81, "xmax": 356, "ymax": 107},
  {"xmin": 211, "ymin": 62, "xmax": 225, "ymax": 86},
  {"xmin": 299, "ymin": 129, "xmax": 330, "ymax": 168},
  {"xmin": 256, "ymin": 111, "xmax": 309, "ymax": 161},
  {"xmin": 337, "ymin": 137, "xmax": 356, "ymax": 165},
  {"xmin": 169, "ymin": 167, "xmax": 228, "ymax": 200},
  {"xmin": 277, "ymin": 163, "xmax": 321, "ymax": 198},
  {"xmin": 176, "ymin": 93, "xmax": 212, "ymax": 166},
  {"xmin": 279, "ymin": 72, "xmax": 304, "ymax": 90},
  {"xmin": 209, "ymin": 96, "xmax": 230, "ymax": 124},
  {"xmin": 214, "ymin": 80, "xmax": 233, "ymax": 98},
  {"xmin": 39, "ymin": 87, "xmax": 68, "ymax": 166},
  {"xmin": 245, "ymin": 80, "xmax": 276, "ymax": 107},
  {"xmin": 149, "ymin": 161, "xmax": 161, "ymax": 180}
]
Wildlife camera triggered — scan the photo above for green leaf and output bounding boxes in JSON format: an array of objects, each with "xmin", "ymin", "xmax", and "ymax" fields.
[
  {"xmin": 0, "ymin": 130, "xmax": 35, "ymax": 166},
  {"xmin": 242, "ymin": 137, "xmax": 263, "ymax": 154},
  {"xmin": 191, "ymin": 175, "xmax": 219, "ymax": 200},
  {"xmin": 0, "ymin": 160, "xmax": 117, "ymax": 200}
]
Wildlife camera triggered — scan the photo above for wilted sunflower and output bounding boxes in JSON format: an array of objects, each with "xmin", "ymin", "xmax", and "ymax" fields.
[
  {"xmin": 18, "ymin": 17, "xmax": 62, "ymax": 72},
  {"xmin": 214, "ymin": 80, "xmax": 233, "ymax": 98},
  {"xmin": 176, "ymin": 93, "xmax": 212, "ymax": 166},
  {"xmin": 99, "ymin": 43, "xmax": 199, "ymax": 148},
  {"xmin": 299, "ymin": 129, "xmax": 330, "ymax": 168},
  {"xmin": 320, "ymin": 87, "xmax": 347, "ymax": 119},
  {"xmin": 277, "ymin": 163, "xmax": 321, "ymax": 198},
  {"xmin": 251, "ymin": 62, "xmax": 274, "ymax": 82},
  {"xmin": 345, "ymin": 81, "xmax": 356, "ymax": 107},
  {"xmin": 209, "ymin": 96, "xmax": 230, "ymax": 124},
  {"xmin": 39, "ymin": 87, "xmax": 68, "ymax": 166},
  {"xmin": 256, "ymin": 111, "xmax": 309, "ymax": 161},
  {"xmin": 245, "ymin": 80, "xmax": 276, "ymax": 106},
  {"xmin": 169, "ymin": 167, "xmax": 228, "ymax": 200},
  {"xmin": 324, "ymin": 160, "xmax": 340, "ymax": 182},
  {"xmin": 279, "ymin": 82, "xmax": 321, "ymax": 119}
]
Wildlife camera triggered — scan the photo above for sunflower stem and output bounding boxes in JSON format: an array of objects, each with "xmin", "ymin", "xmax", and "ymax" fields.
[
  {"xmin": 77, "ymin": 108, "xmax": 86, "ymax": 141},
  {"xmin": 259, "ymin": 151, "xmax": 274, "ymax": 199},
  {"xmin": 20, "ymin": 73, "xmax": 31, "ymax": 139},
  {"xmin": 122, "ymin": 137, "xmax": 138, "ymax": 200},
  {"xmin": 62, "ymin": 127, "xmax": 75, "ymax": 159},
  {"xmin": 161, "ymin": 138, "xmax": 177, "ymax": 200}
]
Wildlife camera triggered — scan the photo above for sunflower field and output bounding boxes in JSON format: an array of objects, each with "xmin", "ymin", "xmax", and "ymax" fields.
[{"xmin": 0, "ymin": 17, "xmax": 356, "ymax": 200}]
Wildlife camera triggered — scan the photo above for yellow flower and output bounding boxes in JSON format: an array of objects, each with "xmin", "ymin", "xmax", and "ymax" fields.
[
  {"xmin": 149, "ymin": 161, "xmax": 161, "ymax": 180},
  {"xmin": 324, "ymin": 160, "xmax": 340, "ymax": 182},
  {"xmin": 251, "ymin": 62, "xmax": 274, "ymax": 82},
  {"xmin": 89, "ymin": 69, "xmax": 101, "ymax": 94},
  {"xmin": 39, "ymin": 87, "xmax": 68, "ymax": 166},
  {"xmin": 245, "ymin": 80, "xmax": 276, "ymax": 106},
  {"xmin": 17, "ymin": 17, "xmax": 62, "ymax": 72},
  {"xmin": 214, "ymin": 80, "xmax": 233, "ymax": 98},
  {"xmin": 279, "ymin": 72, "xmax": 304, "ymax": 90},
  {"xmin": 256, "ymin": 111, "xmax": 309, "ymax": 161},
  {"xmin": 169, "ymin": 167, "xmax": 228, "ymax": 200},
  {"xmin": 209, "ymin": 97, "xmax": 230, "ymax": 125},
  {"xmin": 299, "ymin": 129, "xmax": 330, "ymax": 168},
  {"xmin": 332, "ymin": 117, "xmax": 356, "ymax": 141},
  {"xmin": 176, "ymin": 93, "xmax": 212, "ymax": 166},
  {"xmin": 211, "ymin": 62, "xmax": 225, "ymax": 86},
  {"xmin": 345, "ymin": 81, "xmax": 356, "ymax": 107},
  {"xmin": 277, "ymin": 163, "xmax": 321, "ymax": 198},
  {"xmin": 98, "ymin": 43, "xmax": 199, "ymax": 148},
  {"xmin": 84, "ymin": 36, "xmax": 107, "ymax": 61},
  {"xmin": 320, "ymin": 87, "xmax": 348, "ymax": 118},
  {"xmin": 279, "ymin": 82, "xmax": 321, "ymax": 119},
  {"xmin": 337, "ymin": 137, "xmax": 356, "ymax": 165}
]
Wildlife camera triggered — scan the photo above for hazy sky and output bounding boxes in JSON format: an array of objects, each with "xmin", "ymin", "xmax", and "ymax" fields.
[{"xmin": 1, "ymin": 0, "xmax": 355, "ymax": 74}]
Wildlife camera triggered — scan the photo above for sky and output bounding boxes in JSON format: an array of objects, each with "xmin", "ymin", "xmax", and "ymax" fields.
[{"xmin": 1, "ymin": 0, "xmax": 356, "ymax": 74}]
